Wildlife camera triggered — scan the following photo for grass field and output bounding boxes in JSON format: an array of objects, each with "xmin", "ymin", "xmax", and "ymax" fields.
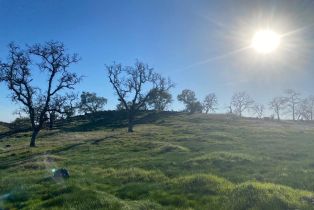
[
  {"xmin": 0, "ymin": 123, "xmax": 9, "ymax": 133},
  {"xmin": 1, "ymin": 112, "xmax": 314, "ymax": 209}
]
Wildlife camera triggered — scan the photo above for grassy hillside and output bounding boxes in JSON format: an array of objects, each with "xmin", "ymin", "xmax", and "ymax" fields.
[
  {"xmin": 0, "ymin": 122, "xmax": 9, "ymax": 133},
  {"xmin": 1, "ymin": 112, "xmax": 314, "ymax": 209}
]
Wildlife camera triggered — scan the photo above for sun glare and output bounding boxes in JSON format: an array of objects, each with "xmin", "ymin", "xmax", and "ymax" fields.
[{"xmin": 251, "ymin": 30, "xmax": 281, "ymax": 54}]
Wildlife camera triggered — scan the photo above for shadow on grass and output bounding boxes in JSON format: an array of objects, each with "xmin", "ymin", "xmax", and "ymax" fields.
[
  {"xmin": 0, "ymin": 128, "xmax": 31, "ymax": 140},
  {"xmin": 0, "ymin": 135, "xmax": 116, "ymax": 170},
  {"xmin": 59, "ymin": 111, "xmax": 180, "ymax": 133},
  {"xmin": 0, "ymin": 111, "xmax": 178, "ymax": 170},
  {"xmin": 0, "ymin": 111, "xmax": 180, "ymax": 137},
  {"xmin": 59, "ymin": 111, "xmax": 128, "ymax": 132}
]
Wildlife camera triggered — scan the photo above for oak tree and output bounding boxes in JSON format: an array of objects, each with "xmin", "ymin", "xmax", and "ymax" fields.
[
  {"xmin": 107, "ymin": 61, "xmax": 172, "ymax": 132},
  {"xmin": 0, "ymin": 41, "xmax": 81, "ymax": 147}
]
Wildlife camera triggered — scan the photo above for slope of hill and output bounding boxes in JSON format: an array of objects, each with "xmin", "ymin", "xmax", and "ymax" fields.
[
  {"xmin": 1, "ymin": 112, "xmax": 314, "ymax": 210},
  {"xmin": 0, "ymin": 122, "xmax": 10, "ymax": 133}
]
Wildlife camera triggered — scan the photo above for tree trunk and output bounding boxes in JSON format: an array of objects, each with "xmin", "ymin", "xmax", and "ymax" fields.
[
  {"xmin": 49, "ymin": 121, "xmax": 53, "ymax": 129},
  {"xmin": 30, "ymin": 129, "xmax": 39, "ymax": 147},
  {"xmin": 49, "ymin": 112, "xmax": 55, "ymax": 130},
  {"xmin": 128, "ymin": 112, "xmax": 134, "ymax": 132}
]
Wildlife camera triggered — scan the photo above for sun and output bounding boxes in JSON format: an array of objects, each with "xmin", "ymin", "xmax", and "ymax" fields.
[{"xmin": 251, "ymin": 29, "xmax": 281, "ymax": 54}]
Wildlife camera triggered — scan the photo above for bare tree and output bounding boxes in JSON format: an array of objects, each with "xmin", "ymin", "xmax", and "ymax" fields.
[
  {"xmin": 269, "ymin": 97, "xmax": 286, "ymax": 120},
  {"xmin": 47, "ymin": 93, "xmax": 78, "ymax": 128},
  {"xmin": 230, "ymin": 92, "xmax": 254, "ymax": 117},
  {"xmin": 307, "ymin": 96, "xmax": 314, "ymax": 120},
  {"xmin": 78, "ymin": 91, "xmax": 107, "ymax": 114},
  {"xmin": 253, "ymin": 103, "xmax": 265, "ymax": 119},
  {"xmin": 226, "ymin": 103, "xmax": 233, "ymax": 114},
  {"xmin": 116, "ymin": 101, "xmax": 131, "ymax": 111},
  {"xmin": 295, "ymin": 96, "xmax": 314, "ymax": 120},
  {"xmin": 62, "ymin": 93, "xmax": 79, "ymax": 119},
  {"xmin": 283, "ymin": 89, "xmax": 301, "ymax": 120},
  {"xmin": 0, "ymin": 69, "xmax": 3, "ymax": 82},
  {"xmin": 47, "ymin": 95, "xmax": 66, "ymax": 129},
  {"xmin": 0, "ymin": 41, "xmax": 81, "ymax": 147},
  {"xmin": 107, "ymin": 60, "xmax": 172, "ymax": 132},
  {"xmin": 177, "ymin": 89, "xmax": 202, "ymax": 113},
  {"xmin": 299, "ymin": 96, "xmax": 314, "ymax": 121},
  {"xmin": 203, "ymin": 93, "xmax": 218, "ymax": 114},
  {"xmin": 295, "ymin": 99, "xmax": 309, "ymax": 120}
]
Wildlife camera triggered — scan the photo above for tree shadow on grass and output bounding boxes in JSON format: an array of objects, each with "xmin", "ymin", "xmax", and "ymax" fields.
[
  {"xmin": 135, "ymin": 111, "xmax": 179, "ymax": 125},
  {"xmin": 0, "ymin": 111, "xmax": 178, "ymax": 169},
  {"xmin": 59, "ymin": 111, "xmax": 129, "ymax": 132},
  {"xmin": 0, "ymin": 135, "xmax": 116, "ymax": 170},
  {"xmin": 59, "ymin": 110, "xmax": 178, "ymax": 133},
  {"xmin": 0, "ymin": 128, "xmax": 31, "ymax": 140}
]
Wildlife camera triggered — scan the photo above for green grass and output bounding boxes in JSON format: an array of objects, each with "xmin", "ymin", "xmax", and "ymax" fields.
[
  {"xmin": 1, "ymin": 112, "xmax": 314, "ymax": 209},
  {"xmin": 0, "ymin": 123, "xmax": 9, "ymax": 133}
]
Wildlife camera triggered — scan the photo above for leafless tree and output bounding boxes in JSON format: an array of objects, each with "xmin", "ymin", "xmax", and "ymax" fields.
[
  {"xmin": 283, "ymin": 89, "xmax": 301, "ymax": 120},
  {"xmin": 0, "ymin": 69, "xmax": 3, "ymax": 82},
  {"xmin": 177, "ymin": 89, "xmax": 202, "ymax": 113},
  {"xmin": 230, "ymin": 92, "xmax": 254, "ymax": 117},
  {"xmin": 253, "ymin": 103, "xmax": 265, "ymax": 119},
  {"xmin": 47, "ymin": 93, "xmax": 78, "ymax": 128},
  {"xmin": 269, "ymin": 97, "xmax": 286, "ymax": 120},
  {"xmin": 295, "ymin": 99, "xmax": 309, "ymax": 120},
  {"xmin": 307, "ymin": 96, "xmax": 314, "ymax": 120},
  {"xmin": 295, "ymin": 96, "xmax": 314, "ymax": 120},
  {"xmin": 226, "ymin": 103, "xmax": 233, "ymax": 114},
  {"xmin": 202, "ymin": 93, "xmax": 218, "ymax": 114},
  {"xmin": 116, "ymin": 101, "xmax": 131, "ymax": 111},
  {"xmin": 107, "ymin": 60, "xmax": 172, "ymax": 132},
  {"xmin": 0, "ymin": 41, "xmax": 81, "ymax": 147},
  {"xmin": 47, "ymin": 95, "xmax": 66, "ymax": 129},
  {"xmin": 62, "ymin": 93, "xmax": 79, "ymax": 119}
]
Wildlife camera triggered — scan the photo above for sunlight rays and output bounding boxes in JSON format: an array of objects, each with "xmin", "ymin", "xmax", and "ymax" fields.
[
  {"xmin": 176, "ymin": 16, "xmax": 314, "ymax": 74},
  {"xmin": 177, "ymin": 46, "xmax": 251, "ymax": 72}
]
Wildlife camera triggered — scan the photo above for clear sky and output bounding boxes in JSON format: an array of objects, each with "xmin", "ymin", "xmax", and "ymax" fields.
[{"xmin": 1, "ymin": 0, "xmax": 314, "ymax": 122}]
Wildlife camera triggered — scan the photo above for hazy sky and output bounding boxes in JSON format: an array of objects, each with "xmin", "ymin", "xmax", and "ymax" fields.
[{"xmin": 1, "ymin": 0, "xmax": 314, "ymax": 122}]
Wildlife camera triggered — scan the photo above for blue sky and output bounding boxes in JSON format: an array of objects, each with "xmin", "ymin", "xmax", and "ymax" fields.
[{"xmin": 1, "ymin": 0, "xmax": 314, "ymax": 122}]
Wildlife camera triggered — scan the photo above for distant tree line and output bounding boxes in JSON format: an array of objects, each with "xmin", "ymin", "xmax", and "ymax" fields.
[
  {"xmin": 0, "ymin": 41, "xmax": 313, "ymax": 147},
  {"xmin": 176, "ymin": 89, "xmax": 314, "ymax": 121}
]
